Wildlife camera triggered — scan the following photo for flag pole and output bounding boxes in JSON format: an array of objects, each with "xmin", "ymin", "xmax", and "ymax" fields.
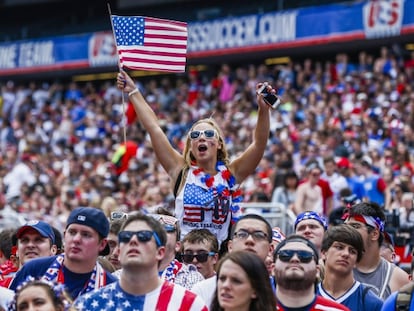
[{"xmin": 107, "ymin": 3, "xmax": 127, "ymax": 146}]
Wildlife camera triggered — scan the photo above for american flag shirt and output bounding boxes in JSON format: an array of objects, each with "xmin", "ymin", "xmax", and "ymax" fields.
[
  {"xmin": 175, "ymin": 166, "xmax": 240, "ymax": 245},
  {"xmin": 74, "ymin": 280, "xmax": 208, "ymax": 311}
]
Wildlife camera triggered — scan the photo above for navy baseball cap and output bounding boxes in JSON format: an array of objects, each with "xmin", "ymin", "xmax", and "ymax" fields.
[
  {"xmin": 17, "ymin": 220, "xmax": 56, "ymax": 244},
  {"xmin": 66, "ymin": 207, "xmax": 110, "ymax": 256}
]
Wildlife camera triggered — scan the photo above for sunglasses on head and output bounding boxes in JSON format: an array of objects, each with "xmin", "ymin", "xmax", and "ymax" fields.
[
  {"xmin": 181, "ymin": 252, "xmax": 216, "ymax": 263},
  {"xmin": 110, "ymin": 211, "xmax": 128, "ymax": 221},
  {"xmin": 189, "ymin": 130, "xmax": 217, "ymax": 140},
  {"xmin": 277, "ymin": 249, "xmax": 314, "ymax": 263},
  {"xmin": 163, "ymin": 224, "xmax": 176, "ymax": 233},
  {"xmin": 118, "ymin": 230, "xmax": 162, "ymax": 247}
]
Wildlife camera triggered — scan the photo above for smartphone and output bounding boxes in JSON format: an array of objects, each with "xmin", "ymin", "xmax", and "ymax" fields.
[{"xmin": 257, "ymin": 82, "xmax": 281, "ymax": 109}]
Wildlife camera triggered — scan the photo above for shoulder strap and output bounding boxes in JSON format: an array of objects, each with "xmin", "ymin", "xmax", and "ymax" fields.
[
  {"xmin": 395, "ymin": 282, "xmax": 414, "ymax": 311},
  {"xmin": 379, "ymin": 260, "xmax": 393, "ymax": 299},
  {"xmin": 173, "ymin": 166, "xmax": 188, "ymax": 197}
]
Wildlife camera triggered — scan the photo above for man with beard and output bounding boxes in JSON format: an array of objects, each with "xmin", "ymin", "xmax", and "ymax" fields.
[{"xmin": 273, "ymin": 235, "xmax": 349, "ymax": 310}]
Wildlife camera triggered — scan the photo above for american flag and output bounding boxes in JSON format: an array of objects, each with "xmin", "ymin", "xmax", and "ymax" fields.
[{"xmin": 111, "ymin": 15, "xmax": 188, "ymax": 73}]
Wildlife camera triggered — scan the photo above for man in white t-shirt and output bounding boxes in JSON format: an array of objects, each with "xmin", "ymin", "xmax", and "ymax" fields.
[{"xmin": 191, "ymin": 213, "xmax": 273, "ymax": 307}]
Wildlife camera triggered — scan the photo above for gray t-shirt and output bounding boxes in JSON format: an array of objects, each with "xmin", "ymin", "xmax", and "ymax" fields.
[{"xmin": 353, "ymin": 257, "xmax": 394, "ymax": 300}]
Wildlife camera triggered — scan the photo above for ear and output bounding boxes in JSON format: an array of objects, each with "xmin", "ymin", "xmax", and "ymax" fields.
[
  {"xmin": 269, "ymin": 244, "xmax": 274, "ymax": 257},
  {"xmin": 321, "ymin": 250, "xmax": 327, "ymax": 261},
  {"xmin": 251, "ymin": 290, "xmax": 257, "ymax": 299},
  {"xmin": 50, "ymin": 245, "xmax": 58, "ymax": 255},
  {"xmin": 156, "ymin": 246, "xmax": 166, "ymax": 262},
  {"xmin": 212, "ymin": 253, "xmax": 219, "ymax": 266},
  {"xmin": 99, "ymin": 238, "xmax": 108, "ymax": 253},
  {"xmin": 227, "ymin": 240, "xmax": 233, "ymax": 252},
  {"xmin": 371, "ymin": 228, "xmax": 380, "ymax": 242},
  {"xmin": 174, "ymin": 241, "xmax": 182, "ymax": 253}
]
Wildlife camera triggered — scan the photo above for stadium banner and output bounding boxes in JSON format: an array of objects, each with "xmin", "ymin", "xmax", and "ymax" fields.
[{"xmin": 0, "ymin": 0, "xmax": 413, "ymax": 76}]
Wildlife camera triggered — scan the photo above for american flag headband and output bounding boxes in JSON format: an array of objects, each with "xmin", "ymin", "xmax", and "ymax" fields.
[{"xmin": 352, "ymin": 214, "xmax": 385, "ymax": 232}]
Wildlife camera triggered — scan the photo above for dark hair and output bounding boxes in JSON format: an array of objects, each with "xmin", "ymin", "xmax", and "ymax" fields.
[
  {"xmin": 120, "ymin": 213, "xmax": 167, "ymax": 247},
  {"xmin": 10, "ymin": 278, "xmax": 74, "ymax": 311},
  {"xmin": 51, "ymin": 226, "xmax": 63, "ymax": 254},
  {"xmin": 321, "ymin": 224, "xmax": 365, "ymax": 262},
  {"xmin": 283, "ymin": 169, "xmax": 299, "ymax": 188},
  {"xmin": 347, "ymin": 201, "xmax": 385, "ymax": 245},
  {"xmin": 274, "ymin": 234, "xmax": 319, "ymax": 263},
  {"xmin": 210, "ymin": 251, "xmax": 276, "ymax": 311},
  {"xmin": 0, "ymin": 229, "xmax": 15, "ymax": 259},
  {"xmin": 230, "ymin": 214, "xmax": 272, "ymax": 243},
  {"xmin": 182, "ymin": 229, "xmax": 219, "ymax": 253}
]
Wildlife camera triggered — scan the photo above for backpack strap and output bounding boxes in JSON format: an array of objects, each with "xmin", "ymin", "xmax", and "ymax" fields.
[
  {"xmin": 173, "ymin": 166, "xmax": 188, "ymax": 198},
  {"xmin": 395, "ymin": 282, "xmax": 414, "ymax": 311}
]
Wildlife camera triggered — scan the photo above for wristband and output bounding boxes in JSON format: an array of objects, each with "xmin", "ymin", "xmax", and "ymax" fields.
[{"xmin": 128, "ymin": 88, "xmax": 139, "ymax": 97}]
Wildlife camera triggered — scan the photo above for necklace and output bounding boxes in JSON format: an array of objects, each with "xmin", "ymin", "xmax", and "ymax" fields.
[{"xmin": 191, "ymin": 161, "xmax": 243, "ymax": 214}]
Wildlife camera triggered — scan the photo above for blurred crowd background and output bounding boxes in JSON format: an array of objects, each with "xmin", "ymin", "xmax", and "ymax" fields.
[{"xmin": 0, "ymin": 0, "xmax": 413, "ymax": 243}]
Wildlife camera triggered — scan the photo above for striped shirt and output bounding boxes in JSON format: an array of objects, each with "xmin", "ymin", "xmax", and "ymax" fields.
[{"xmin": 74, "ymin": 280, "xmax": 208, "ymax": 311}]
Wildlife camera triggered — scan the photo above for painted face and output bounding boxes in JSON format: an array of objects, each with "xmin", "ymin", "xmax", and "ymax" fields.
[
  {"xmin": 189, "ymin": 124, "xmax": 220, "ymax": 162},
  {"xmin": 217, "ymin": 260, "xmax": 256, "ymax": 311},
  {"xmin": 182, "ymin": 240, "xmax": 217, "ymax": 279},
  {"xmin": 17, "ymin": 229, "xmax": 55, "ymax": 266},
  {"xmin": 16, "ymin": 285, "xmax": 58, "ymax": 311},
  {"xmin": 228, "ymin": 218, "xmax": 272, "ymax": 261}
]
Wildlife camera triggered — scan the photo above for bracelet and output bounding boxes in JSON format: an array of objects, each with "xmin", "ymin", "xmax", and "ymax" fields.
[{"xmin": 128, "ymin": 88, "xmax": 139, "ymax": 97}]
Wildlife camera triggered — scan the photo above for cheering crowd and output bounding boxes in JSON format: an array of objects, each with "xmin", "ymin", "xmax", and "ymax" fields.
[{"xmin": 0, "ymin": 46, "xmax": 413, "ymax": 310}]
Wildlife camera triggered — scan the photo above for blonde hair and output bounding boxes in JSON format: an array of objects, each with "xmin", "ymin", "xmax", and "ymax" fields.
[
  {"xmin": 100, "ymin": 196, "xmax": 118, "ymax": 218},
  {"xmin": 182, "ymin": 118, "xmax": 230, "ymax": 167}
]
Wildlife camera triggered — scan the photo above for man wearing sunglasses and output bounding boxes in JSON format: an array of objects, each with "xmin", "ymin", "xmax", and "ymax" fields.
[
  {"xmin": 273, "ymin": 235, "xmax": 349, "ymax": 311},
  {"xmin": 75, "ymin": 213, "xmax": 208, "ymax": 310},
  {"xmin": 344, "ymin": 201, "xmax": 409, "ymax": 300},
  {"xmin": 153, "ymin": 213, "xmax": 204, "ymax": 289},
  {"xmin": 318, "ymin": 225, "xmax": 383, "ymax": 310},
  {"xmin": 180, "ymin": 229, "xmax": 219, "ymax": 280},
  {"xmin": 191, "ymin": 213, "xmax": 274, "ymax": 306},
  {"xmin": 111, "ymin": 212, "xmax": 204, "ymax": 289}
]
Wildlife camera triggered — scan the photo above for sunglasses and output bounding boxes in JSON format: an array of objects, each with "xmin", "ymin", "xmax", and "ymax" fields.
[
  {"xmin": 118, "ymin": 230, "xmax": 162, "ymax": 247},
  {"xmin": 233, "ymin": 229, "xmax": 268, "ymax": 241},
  {"xmin": 181, "ymin": 252, "xmax": 216, "ymax": 263},
  {"xmin": 147, "ymin": 214, "xmax": 177, "ymax": 233},
  {"xmin": 277, "ymin": 249, "xmax": 314, "ymax": 263},
  {"xmin": 110, "ymin": 211, "xmax": 128, "ymax": 221},
  {"xmin": 163, "ymin": 224, "xmax": 177, "ymax": 233},
  {"xmin": 189, "ymin": 130, "xmax": 217, "ymax": 140}
]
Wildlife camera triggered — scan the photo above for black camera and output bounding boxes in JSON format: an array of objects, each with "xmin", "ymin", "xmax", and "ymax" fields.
[{"xmin": 257, "ymin": 82, "xmax": 282, "ymax": 109}]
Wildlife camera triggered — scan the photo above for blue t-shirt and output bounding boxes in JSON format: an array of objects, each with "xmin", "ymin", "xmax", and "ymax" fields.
[
  {"xmin": 9, "ymin": 255, "xmax": 117, "ymax": 299},
  {"xmin": 381, "ymin": 290, "xmax": 414, "ymax": 311},
  {"xmin": 317, "ymin": 281, "xmax": 383, "ymax": 311}
]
